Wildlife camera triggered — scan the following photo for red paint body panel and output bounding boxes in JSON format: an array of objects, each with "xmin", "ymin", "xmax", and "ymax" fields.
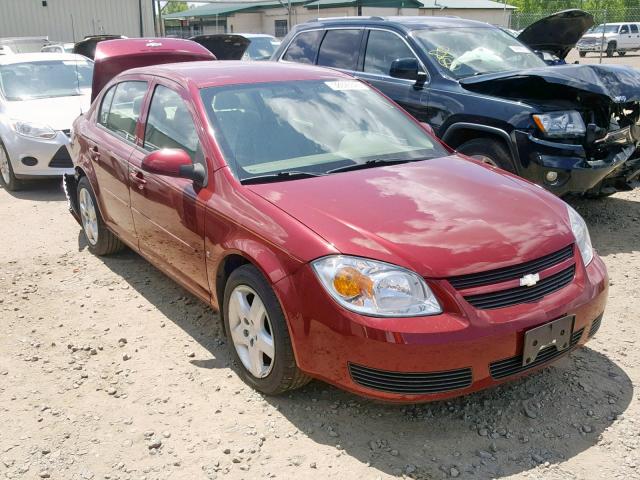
[{"xmin": 70, "ymin": 61, "xmax": 609, "ymax": 402}]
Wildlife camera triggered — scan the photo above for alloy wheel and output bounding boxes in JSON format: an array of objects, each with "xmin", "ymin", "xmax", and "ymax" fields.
[
  {"xmin": 78, "ymin": 187, "xmax": 99, "ymax": 246},
  {"xmin": 227, "ymin": 285, "xmax": 275, "ymax": 378},
  {"xmin": 0, "ymin": 146, "xmax": 10, "ymax": 185}
]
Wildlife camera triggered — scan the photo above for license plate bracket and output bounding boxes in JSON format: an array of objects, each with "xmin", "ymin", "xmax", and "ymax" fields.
[{"xmin": 522, "ymin": 315, "xmax": 574, "ymax": 367}]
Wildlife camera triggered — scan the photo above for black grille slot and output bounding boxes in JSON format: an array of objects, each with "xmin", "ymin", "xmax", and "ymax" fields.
[
  {"xmin": 48, "ymin": 146, "xmax": 73, "ymax": 168},
  {"xmin": 463, "ymin": 265, "xmax": 575, "ymax": 310},
  {"xmin": 490, "ymin": 328, "xmax": 584, "ymax": 379},
  {"xmin": 61, "ymin": 129, "xmax": 71, "ymax": 138},
  {"xmin": 349, "ymin": 363, "xmax": 472, "ymax": 395},
  {"xmin": 588, "ymin": 314, "xmax": 603, "ymax": 338},
  {"xmin": 449, "ymin": 244, "xmax": 574, "ymax": 290}
]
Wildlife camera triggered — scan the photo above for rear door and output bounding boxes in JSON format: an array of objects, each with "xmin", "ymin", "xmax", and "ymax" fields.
[
  {"xmin": 90, "ymin": 80, "xmax": 149, "ymax": 244},
  {"xmin": 630, "ymin": 24, "xmax": 640, "ymax": 49},
  {"xmin": 129, "ymin": 79, "xmax": 210, "ymax": 300},
  {"xmin": 618, "ymin": 24, "xmax": 633, "ymax": 50}
]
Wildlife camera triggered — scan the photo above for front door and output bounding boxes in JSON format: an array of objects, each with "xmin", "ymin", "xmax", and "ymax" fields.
[
  {"xmin": 89, "ymin": 80, "xmax": 148, "ymax": 244},
  {"xmin": 357, "ymin": 29, "xmax": 428, "ymax": 122},
  {"xmin": 128, "ymin": 81, "xmax": 210, "ymax": 300}
]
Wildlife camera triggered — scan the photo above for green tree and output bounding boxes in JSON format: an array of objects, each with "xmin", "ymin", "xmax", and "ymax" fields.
[{"xmin": 162, "ymin": 1, "xmax": 189, "ymax": 14}]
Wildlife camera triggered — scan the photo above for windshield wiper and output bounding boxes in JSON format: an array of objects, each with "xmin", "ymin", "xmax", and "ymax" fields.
[
  {"xmin": 240, "ymin": 170, "xmax": 326, "ymax": 185},
  {"xmin": 327, "ymin": 158, "xmax": 416, "ymax": 174}
]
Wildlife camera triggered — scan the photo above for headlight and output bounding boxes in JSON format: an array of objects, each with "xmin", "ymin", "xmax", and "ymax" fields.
[
  {"xmin": 533, "ymin": 111, "xmax": 585, "ymax": 138},
  {"xmin": 12, "ymin": 120, "xmax": 57, "ymax": 139},
  {"xmin": 311, "ymin": 255, "xmax": 442, "ymax": 317},
  {"xmin": 567, "ymin": 206, "xmax": 593, "ymax": 266}
]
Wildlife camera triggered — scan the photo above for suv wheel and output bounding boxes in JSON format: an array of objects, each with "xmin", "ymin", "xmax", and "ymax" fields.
[
  {"xmin": 223, "ymin": 264, "xmax": 311, "ymax": 395},
  {"xmin": 617, "ymin": 51, "xmax": 626, "ymax": 56},
  {"xmin": 606, "ymin": 42, "xmax": 616, "ymax": 57},
  {"xmin": 77, "ymin": 176, "xmax": 125, "ymax": 255},
  {"xmin": 579, "ymin": 51, "xmax": 587, "ymax": 58},
  {"xmin": 0, "ymin": 141, "xmax": 22, "ymax": 191},
  {"xmin": 456, "ymin": 138, "xmax": 516, "ymax": 173}
]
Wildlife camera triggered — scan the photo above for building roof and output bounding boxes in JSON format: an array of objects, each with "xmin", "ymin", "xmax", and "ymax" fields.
[
  {"xmin": 305, "ymin": 0, "xmax": 422, "ymax": 8},
  {"xmin": 163, "ymin": 0, "xmax": 307, "ymax": 19},
  {"xmin": 418, "ymin": 0, "xmax": 516, "ymax": 9}
]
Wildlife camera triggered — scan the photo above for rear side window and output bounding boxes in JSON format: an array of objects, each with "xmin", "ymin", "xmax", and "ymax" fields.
[
  {"xmin": 631, "ymin": 24, "xmax": 639, "ymax": 34},
  {"xmin": 282, "ymin": 30, "xmax": 323, "ymax": 64},
  {"xmin": 98, "ymin": 85, "xmax": 116, "ymax": 127},
  {"xmin": 144, "ymin": 85, "xmax": 201, "ymax": 162},
  {"xmin": 104, "ymin": 81, "xmax": 147, "ymax": 142},
  {"xmin": 317, "ymin": 29, "xmax": 363, "ymax": 70},
  {"xmin": 364, "ymin": 30, "xmax": 416, "ymax": 76}
]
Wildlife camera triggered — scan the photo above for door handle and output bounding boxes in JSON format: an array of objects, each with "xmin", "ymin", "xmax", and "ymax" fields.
[
  {"xmin": 90, "ymin": 145, "xmax": 100, "ymax": 162},
  {"xmin": 130, "ymin": 170, "xmax": 147, "ymax": 190}
]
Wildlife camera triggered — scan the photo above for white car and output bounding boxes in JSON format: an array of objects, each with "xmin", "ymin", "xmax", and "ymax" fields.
[
  {"xmin": 577, "ymin": 22, "xmax": 640, "ymax": 57},
  {"xmin": 41, "ymin": 43, "xmax": 75, "ymax": 54},
  {"xmin": 0, "ymin": 53, "xmax": 92, "ymax": 190}
]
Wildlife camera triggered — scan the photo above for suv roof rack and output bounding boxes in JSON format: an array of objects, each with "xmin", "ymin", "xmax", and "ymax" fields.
[{"xmin": 306, "ymin": 16, "xmax": 385, "ymax": 22}]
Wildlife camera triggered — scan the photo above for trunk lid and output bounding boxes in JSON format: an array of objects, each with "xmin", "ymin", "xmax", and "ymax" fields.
[
  {"xmin": 517, "ymin": 9, "xmax": 594, "ymax": 59},
  {"xmin": 189, "ymin": 34, "xmax": 251, "ymax": 60},
  {"xmin": 73, "ymin": 35, "xmax": 126, "ymax": 60}
]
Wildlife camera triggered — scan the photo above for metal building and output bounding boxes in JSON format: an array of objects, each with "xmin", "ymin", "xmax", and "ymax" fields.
[{"xmin": 0, "ymin": 0, "xmax": 156, "ymax": 43}]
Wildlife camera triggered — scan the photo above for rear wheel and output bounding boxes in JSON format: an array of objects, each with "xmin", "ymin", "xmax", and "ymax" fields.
[
  {"xmin": 579, "ymin": 51, "xmax": 587, "ymax": 58},
  {"xmin": 0, "ymin": 141, "xmax": 22, "ymax": 191},
  {"xmin": 456, "ymin": 138, "xmax": 516, "ymax": 173},
  {"xmin": 77, "ymin": 176, "xmax": 125, "ymax": 255},
  {"xmin": 618, "ymin": 51, "xmax": 627, "ymax": 56},
  {"xmin": 606, "ymin": 42, "xmax": 616, "ymax": 57},
  {"xmin": 223, "ymin": 264, "xmax": 310, "ymax": 395}
]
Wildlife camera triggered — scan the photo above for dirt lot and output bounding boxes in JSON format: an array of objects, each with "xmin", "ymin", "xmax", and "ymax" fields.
[
  {"xmin": 566, "ymin": 49, "xmax": 640, "ymax": 68},
  {"xmin": 0, "ymin": 181, "xmax": 638, "ymax": 480}
]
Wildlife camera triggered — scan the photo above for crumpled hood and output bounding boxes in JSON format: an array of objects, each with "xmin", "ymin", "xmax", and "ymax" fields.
[
  {"xmin": 4, "ymin": 94, "xmax": 90, "ymax": 131},
  {"xmin": 248, "ymin": 157, "xmax": 574, "ymax": 278},
  {"xmin": 460, "ymin": 64, "xmax": 640, "ymax": 103},
  {"xmin": 517, "ymin": 9, "xmax": 594, "ymax": 59}
]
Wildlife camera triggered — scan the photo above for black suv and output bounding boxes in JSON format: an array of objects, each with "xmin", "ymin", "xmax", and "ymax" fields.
[{"xmin": 273, "ymin": 16, "xmax": 640, "ymax": 196}]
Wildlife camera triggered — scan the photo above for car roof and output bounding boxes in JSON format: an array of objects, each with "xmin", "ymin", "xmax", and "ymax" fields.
[
  {"xmin": 0, "ymin": 52, "xmax": 89, "ymax": 65},
  {"xmin": 124, "ymin": 60, "xmax": 353, "ymax": 89},
  {"xmin": 236, "ymin": 33, "xmax": 277, "ymax": 38},
  {"xmin": 302, "ymin": 15, "xmax": 492, "ymax": 30}
]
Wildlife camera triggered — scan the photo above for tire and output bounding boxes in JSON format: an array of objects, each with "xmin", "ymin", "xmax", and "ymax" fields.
[
  {"xmin": 0, "ymin": 140, "xmax": 22, "ymax": 191},
  {"xmin": 223, "ymin": 264, "xmax": 310, "ymax": 395},
  {"xmin": 584, "ymin": 181, "xmax": 617, "ymax": 199},
  {"xmin": 77, "ymin": 176, "xmax": 125, "ymax": 255},
  {"xmin": 606, "ymin": 42, "xmax": 616, "ymax": 57},
  {"xmin": 579, "ymin": 51, "xmax": 587, "ymax": 58},
  {"xmin": 456, "ymin": 138, "xmax": 516, "ymax": 173},
  {"xmin": 618, "ymin": 51, "xmax": 626, "ymax": 57}
]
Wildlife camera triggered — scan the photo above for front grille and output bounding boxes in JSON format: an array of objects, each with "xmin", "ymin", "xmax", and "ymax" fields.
[
  {"xmin": 449, "ymin": 244, "xmax": 574, "ymax": 290},
  {"xmin": 349, "ymin": 363, "xmax": 472, "ymax": 395},
  {"xmin": 489, "ymin": 328, "xmax": 584, "ymax": 379},
  {"xmin": 463, "ymin": 265, "xmax": 575, "ymax": 310},
  {"xmin": 48, "ymin": 146, "xmax": 73, "ymax": 168},
  {"xmin": 588, "ymin": 314, "xmax": 603, "ymax": 338}
]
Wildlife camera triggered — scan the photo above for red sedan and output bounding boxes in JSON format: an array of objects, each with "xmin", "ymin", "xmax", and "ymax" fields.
[{"xmin": 65, "ymin": 39, "xmax": 607, "ymax": 402}]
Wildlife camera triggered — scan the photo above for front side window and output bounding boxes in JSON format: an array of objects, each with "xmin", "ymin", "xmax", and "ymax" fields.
[
  {"xmin": 620, "ymin": 25, "xmax": 630, "ymax": 34},
  {"xmin": 590, "ymin": 24, "xmax": 621, "ymax": 34},
  {"xmin": 200, "ymin": 79, "xmax": 446, "ymax": 183},
  {"xmin": 282, "ymin": 30, "xmax": 323, "ymax": 64},
  {"xmin": 413, "ymin": 27, "xmax": 546, "ymax": 79},
  {"xmin": 144, "ymin": 85, "xmax": 200, "ymax": 161},
  {"xmin": 364, "ymin": 30, "xmax": 416, "ymax": 76},
  {"xmin": 105, "ymin": 81, "xmax": 147, "ymax": 142},
  {"xmin": 317, "ymin": 29, "xmax": 363, "ymax": 70},
  {"xmin": 0, "ymin": 59, "xmax": 93, "ymax": 101}
]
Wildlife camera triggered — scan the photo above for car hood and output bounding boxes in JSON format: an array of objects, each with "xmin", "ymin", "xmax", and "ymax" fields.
[
  {"xmin": 190, "ymin": 35, "xmax": 250, "ymax": 60},
  {"xmin": 4, "ymin": 94, "xmax": 90, "ymax": 130},
  {"xmin": 460, "ymin": 64, "xmax": 640, "ymax": 103},
  {"xmin": 248, "ymin": 156, "xmax": 574, "ymax": 278},
  {"xmin": 517, "ymin": 9, "xmax": 594, "ymax": 59}
]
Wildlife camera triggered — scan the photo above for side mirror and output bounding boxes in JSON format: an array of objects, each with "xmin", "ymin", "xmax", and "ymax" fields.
[
  {"xmin": 141, "ymin": 148, "xmax": 206, "ymax": 185},
  {"xmin": 390, "ymin": 58, "xmax": 426, "ymax": 89},
  {"xmin": 419, "ymin": 121, "xmax": 435, "ymax": 137}
]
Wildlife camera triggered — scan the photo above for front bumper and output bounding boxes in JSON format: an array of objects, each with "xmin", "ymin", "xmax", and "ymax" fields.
[
  {"xmin": 275, "ymin": 255, "xmax": 608, "ymax": 403},
  {"xmin": 514, "ymin": 130, "xmax": 639, "ymax": 196},
  {"xmin": 3, "ymin": 129, "xmax": 73, "ymax": 178}
]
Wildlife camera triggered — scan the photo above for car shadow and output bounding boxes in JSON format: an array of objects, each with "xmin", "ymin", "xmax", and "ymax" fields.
[
  {"xmin": 2, "ymin": 178, "xmax": 66, "ymax": 201},
  {"xmin": 566, "ymin": 194, "xmax": 640, "ymax": 256},
  {"xmin": 88, "ymin": 239, "xmax": 633, "ymax": 480}
]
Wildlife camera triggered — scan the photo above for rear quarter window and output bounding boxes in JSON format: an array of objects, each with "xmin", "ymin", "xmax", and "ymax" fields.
[{"xmin": 282, "ymin": 30, "xmax": 324, "ymax": 64}]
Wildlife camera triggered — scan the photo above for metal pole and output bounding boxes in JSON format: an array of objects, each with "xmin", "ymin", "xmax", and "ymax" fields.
[
  {"xmin": 599, "ymin": 9, "xmax": 606, "ymax": 64},
  {"xmin": 288, "ymin": 0, "xmax": 291, "ymax": 34},
  {"xmin": 138, "ymin": 0, "xmax": 144, "ymax": 37},
  {"xmin": 157, "ymin": 0, "xmax": 165, "ymax": 36}
]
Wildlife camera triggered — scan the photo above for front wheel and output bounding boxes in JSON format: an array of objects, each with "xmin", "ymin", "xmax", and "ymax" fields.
[
  {"xmin": 618, "ymin": 51, "xmax": 626, "ymax": 56},
  {"xmin": 606, "ymin": 42, "xmax": 616, "ymax": 57},
  {"xmin": 223, "ymin": 264, "xmax": 310, "ymax": 395},
  {"xmin": 456, "ymin": 138, "xmax": 516, "ymax": 173},
  {"xmin": 77, "ymin": 176, "xmax": 125, "ymax": 255},
  {"xmin": 579, "ymin": 51, "xmax": 587, "ymax": 58},
  {"xmin": 0, "ymin": 141, "xmax": 22, "ymax": 191}
]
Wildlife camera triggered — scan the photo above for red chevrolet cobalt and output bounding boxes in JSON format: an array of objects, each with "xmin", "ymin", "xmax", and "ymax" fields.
[{"xmin": 65, "ymin": 39, "xmax": 607, "ymax": 402}]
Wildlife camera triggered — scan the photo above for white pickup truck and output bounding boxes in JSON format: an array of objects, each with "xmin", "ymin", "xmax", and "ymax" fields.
[{"xmin": 577, "ymin": 22, "xmax": 640, "ymax": 57}]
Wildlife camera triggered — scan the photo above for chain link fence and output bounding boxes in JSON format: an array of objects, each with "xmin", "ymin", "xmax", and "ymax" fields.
[{"xmin": 510, "ymin": 7, "xmax": 640, "ymax": 31}]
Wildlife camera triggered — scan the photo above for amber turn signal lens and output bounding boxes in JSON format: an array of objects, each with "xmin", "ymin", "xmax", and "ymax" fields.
[{"xmin": 333, "ymin": 267, "xmax": 373, "ymax": 298}]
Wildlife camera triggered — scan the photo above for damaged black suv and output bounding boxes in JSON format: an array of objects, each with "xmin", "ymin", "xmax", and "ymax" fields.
[{"xmin": 273, "ymin": 16, "xmax": 640, "ymax": 196}]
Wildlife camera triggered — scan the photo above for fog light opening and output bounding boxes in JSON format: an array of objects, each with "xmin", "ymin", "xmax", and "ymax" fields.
[
  {"xmin": 545, "ymin": 171, "xmax": 559, "ymax": 183},
  {"xmin": 21, "ymin": 156, "xmax": 38, "ymax": 167}
]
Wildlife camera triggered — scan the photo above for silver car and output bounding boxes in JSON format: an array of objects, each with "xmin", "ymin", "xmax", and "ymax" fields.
[{"xmin": 0, "ymin": 53, "xmax": 92, "ymax": 190}]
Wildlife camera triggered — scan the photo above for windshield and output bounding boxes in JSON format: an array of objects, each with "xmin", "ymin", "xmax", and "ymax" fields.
[
  {"xmin": 245, "ymin": 37, "xmax": 280, "ymax": 61},
  {"xmin": 0, "ymin": 59, "xmax": 93, "ymax": 100},
  {"xmin": 589, "ymin": 24, "xmax": 620, "ymax": 34},
  {"xmin": 201, "ymin": 80, "xmax": 446, "ymax": 183},
  {"xmin": 412, "ymin": 27, "xmax": 546, "ymax": 79}
]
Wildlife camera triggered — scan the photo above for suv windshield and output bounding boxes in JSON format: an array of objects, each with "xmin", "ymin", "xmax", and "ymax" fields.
[
  {"xmin": 589, "ymin": 24, "xmax": 620, "ymax": 34},
  {"xmin": 412, "ymin": 27, "xmax": 546, "ymax": 79},
  {"xmin": 0, "ymin": 59, "xmax": 93, "ymax": 100},
  {"xmin": 201, "ymin": 79, "xmax": 446, "ymax": 183}
]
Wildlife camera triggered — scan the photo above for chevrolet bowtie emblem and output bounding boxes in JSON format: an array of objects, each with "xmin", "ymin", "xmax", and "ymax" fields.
[{"xmin": 520, "ymin": 273, "xmax": 540, "ymax": 287}]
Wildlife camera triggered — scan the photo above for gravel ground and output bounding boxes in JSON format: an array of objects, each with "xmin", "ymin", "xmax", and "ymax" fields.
[
  {"xmin": 0, "ymin": 181, "xmax": 638, "ymax": 480},
  {"xmin": 565, "ymin": 49, "xmax": 640, "ymax": 68}
]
